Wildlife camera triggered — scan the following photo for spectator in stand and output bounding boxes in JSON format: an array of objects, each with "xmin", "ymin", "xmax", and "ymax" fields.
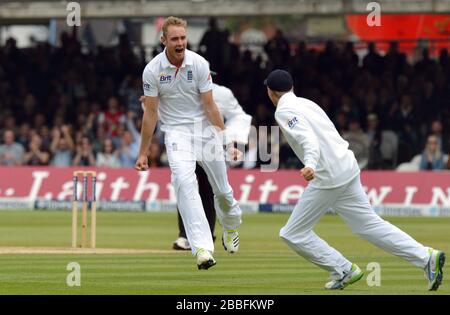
[
  {"xmin": 1, "ymin": 30, "xmax": 450, "ymax": 171},
  {"xmin": 92, "ymin": 124, "xmax": 106, "ymax": 154},
  {"xmin": 419, "ymin": 135, "xmax": 444, "ymax": 171},
  {"xmin": 366, "ymin": 113, "xmax": 384, "ymax": 169},
  {"xmin": 391, "ymin": 94, "xmax": 419, "ymax": 164},
  {"xmin": 16, "ymin": 123, "xmax": 31, "ymax": 148},
  {"xmin": 98, "ymin": 96, "xmax": 126, "ymax": 138},
  {"xmin": 23, "ymin": 134, "xmax": 50, "ymax": 166},
  {"xmin": 119, "ymin": 75, "xmax": 143, "ymax": 114},
  {"xmin": 362, "ymin": 42, "xmax": 383, "ymax": 76},
  {"xmin": 96, "ymin": 138, "xmax": 121, "ymax": 168},
  {"xmin": 73, "ymin": 131, "xmax": 84, "ymax": 150},
  {"xmin": 429, "ymin": 120, "xmax": 449, "ymax": 153},
  {"xmin": 420, "ymin": 81, "xmax": 439, "ymax": 122},
  {"xmin": 147, "ymin": 138, "xmax": 163, "ymax": 168},
  {"xmin": 0, "ymin": 130, "xmax": 25, "ymax": 166},
  {"xmin": 73, "ymin": 135, "xmax": 96, "ymax": 166},
  {"xmin": 119, "ymin": 112, "xmax": 140, "ymax": 167},
  {"xmin": 34, "ymin": 113, "xmax": 47, "ymax": 132},
  {"xmin": 0, "ymin": 113, "xmax": 17, "ymax": 136},
  {"xmin": 334, "ymin": 112, "xmax": 349, "ymax": 135},
  {"xmin": 198, "ymin": 18, "xmax": 224, "ymax": 74},
  {"xmin": 50, "ymin": 125, "xmax": 75, "ymax": 167},
  {"xmin": 39, "ymin": 125, "xmax": 52, "ymax": 151},
  {"xmin": 264, "ymin": 29, "xmax": 290, "ymax": 68},
  {"xmin": 415, "ymin": 48, "xmax": 436, "ymax": 74},
  {"xmin": 18, "ymin": 93, "xmax": 39, "ymax": 125},
  {"xmin": 384, "ymin": 41, "xmax": 407, "ymax": 75},
  {"xmin": 343, "ymin": 119, "xmax": 370, "ymax": 169}
]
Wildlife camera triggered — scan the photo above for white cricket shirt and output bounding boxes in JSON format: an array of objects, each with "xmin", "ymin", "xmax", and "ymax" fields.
[
  {"xmin": 275, "ymin": 92, "xmax": 360, "ymax": 189},
  {"xmin": 212, "ymin": 83, "xmax": 252, "ymax": 145},
  {"xmin": 142, "ymin": 49, "xmax": 213, "ymax": 132}
]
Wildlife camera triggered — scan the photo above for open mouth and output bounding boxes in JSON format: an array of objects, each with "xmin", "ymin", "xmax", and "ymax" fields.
[{"xmin": 175, "ymin": 48, "xmax": 184, "ymax": 54}]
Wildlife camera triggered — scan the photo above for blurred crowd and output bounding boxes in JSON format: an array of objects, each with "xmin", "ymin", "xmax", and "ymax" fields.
[{"xmin": 1, "ymin": 21, "xmax": 450, "ymax": 171}]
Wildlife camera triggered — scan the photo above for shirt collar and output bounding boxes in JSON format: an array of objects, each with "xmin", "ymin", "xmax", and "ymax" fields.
[
  {"xmin": 277, "ymin": 91, "xmax": 296, "ymax": 109},
  {"xmin": 161, "ymin": 48, "xmax": 193, "ymax": 69}
]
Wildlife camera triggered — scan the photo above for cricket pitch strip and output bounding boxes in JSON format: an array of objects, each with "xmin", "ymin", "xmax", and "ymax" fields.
[{"xmin": 0, "ymin": 247, "xmax": 177, "ymax": 254}]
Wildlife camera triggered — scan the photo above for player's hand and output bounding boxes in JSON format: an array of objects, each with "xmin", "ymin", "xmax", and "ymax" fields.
[
  {"xmin": 300, "ymin": 167, "xmax": 315, "ymax": 181},
  {"xmin": 135, "ymin": 154, "xmax": 149, "ymax": 171},
  {"xmin": 230, "ymin": 147, "xmax": 243, "ymax": 161},
  {"xmin": 226, "ymin": 146, "xmax": 243, "ymax": 161}
]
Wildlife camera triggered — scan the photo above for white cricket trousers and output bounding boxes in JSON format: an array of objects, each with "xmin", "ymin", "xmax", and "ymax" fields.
[
  {"xmin": 280, "ymin": 175, "xmax": 429, "ymax": 277},
  {"xmin": 165, "ymin": 129, "xmax": 242, "ymax": 255}
]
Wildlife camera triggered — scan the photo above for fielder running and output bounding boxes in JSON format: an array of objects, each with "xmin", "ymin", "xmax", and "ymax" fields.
[
  {"xmin": 265, "ymin": 69, "xmax": 445, "ymax": 291},
  {"xmin": 135, "ymin": 16, "xmax": 242, "ymax": 270},
  {"xmin": 173, "ymin": 82, "xmax": 252, "ymax": 250}
]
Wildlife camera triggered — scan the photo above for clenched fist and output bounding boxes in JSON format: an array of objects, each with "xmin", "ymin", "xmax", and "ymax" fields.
[
  {"xmin": 300, "ymin": 167, "xmax": 315, "ymax": 181},
  {"xmin": 135, "ymin": 154, "xmax": 149, "ymax": 171}
]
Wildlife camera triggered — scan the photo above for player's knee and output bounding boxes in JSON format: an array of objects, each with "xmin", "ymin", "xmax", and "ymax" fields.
[
  {"xmin": 172, "ymin": 172, "xmax": 197, "ymax": 191},
  {"xmin": 279, "ymin": 226, "xmax": 293, "ymax": 243},
  {"xmin": 350, "ymin": 219, "xmax": 386, "ymax": 238},
  {"xmin": 280, "ymin": 226, "xmax": 311, "ymax": 246}
]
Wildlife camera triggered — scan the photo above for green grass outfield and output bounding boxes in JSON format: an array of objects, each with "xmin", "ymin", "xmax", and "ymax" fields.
[{"xmin": 0, "ymin": 210, "xmax": 448, "ymax": 295}]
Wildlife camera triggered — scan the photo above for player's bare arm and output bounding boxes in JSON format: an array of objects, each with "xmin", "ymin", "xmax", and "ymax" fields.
[
  {"xmin": 135, "ymin": 96, "xmax": 159, "ymax": 171},
  {"xmin": 201, "ymin": 90, "xmax": 225, "ymax": 131}
]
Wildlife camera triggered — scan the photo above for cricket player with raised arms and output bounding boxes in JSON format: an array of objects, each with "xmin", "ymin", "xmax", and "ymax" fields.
[
  {"xmin": 265, "ymin": 69, "xmax": 445, "ymax": 291},
  {"xmin": 135, "ymin": 16, "xmax": 242, "ymax": 270}
]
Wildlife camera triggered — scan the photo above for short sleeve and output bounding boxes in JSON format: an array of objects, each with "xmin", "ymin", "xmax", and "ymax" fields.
[
  {"xmin": 197, "ymin": 58, "xmax": 213, "ymax": 93},
  {"xmin": 142, "ymin": 68, "xmax": 159, "ymax": 97}
]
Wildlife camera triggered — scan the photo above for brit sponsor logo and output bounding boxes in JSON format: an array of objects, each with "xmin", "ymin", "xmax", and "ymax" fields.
[
  {"xmin": 159, "ymin": 73, "xmax": 172, "ymax": 83},
  {"xmin": 143, "ymin": 83, "xmax": 150, "ymax": 91},
  {"xmin": 287, "ymin": 116, "xmax": 299, "ymax": 129},
  {"xmin": 187, "ymin": 70, "xmax": 193, "ymax": 82}
]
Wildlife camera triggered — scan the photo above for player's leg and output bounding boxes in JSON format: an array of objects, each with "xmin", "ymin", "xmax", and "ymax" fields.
[
  {"xmin": 195, "ymin": 134, "xmax": 241, "ymax": 253},
  {"xmin": 197, "ymin": 157, "xmax": 241, "ymax": 253},
  {"xmin": 196, "ymin": 162, "xmax": 216, "ymax": 240},
  {"xmin": 279, "ymin": 185, "xmax": 354, "ymax": 281},
  {"xmin": 177, "ymin": 209, "xmax": 187, "ymax": 239},
  {"xmin": 334, "ymin": 175, "xmax": 444, "ymax": 290},
  {"xmin": 172, "ymin": 209, "xmax": 191, "ymax": 250},
  {"xmin": 165, "ymin": 131, "xmax": 215, "ymax": 268},
  {"xmin": 173, "ymin": 164, "xmax": 215, "ymax": 250},
  {"xmin": 335, "ymin": 175, "xmax": 429, "ymax": 267}
]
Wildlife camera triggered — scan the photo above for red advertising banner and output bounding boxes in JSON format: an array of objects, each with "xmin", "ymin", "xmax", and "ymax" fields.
[
  {"xmin": 0, "ymin": 167, "xmax": 449, "ymax": 215},
  {"xmin": 346, "ymin": 14, "xmax": 450, "ymax": 56},
  {"xmin": 0, "ymin": 167, "xmax": 450, "ymax": 216}
]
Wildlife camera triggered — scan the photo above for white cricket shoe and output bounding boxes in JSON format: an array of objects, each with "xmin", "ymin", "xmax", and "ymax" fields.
[
  {"xmin": 424, "ymin": 248, "xmax": 445, "ymax": 291},
  {"xmin": 173, "ymin": 237, "xmax": 191, "ymax": 251},
  {"xmin": 222, "ymin": 229, "xmax": 239, "ymax": 253},
  {"xmin": 196, "ymin": 248, "xmax": 216, "ymax": 270},
  {"xmin": 324, "ymin": 264, "xmax": 364, "ymax": 290}
]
